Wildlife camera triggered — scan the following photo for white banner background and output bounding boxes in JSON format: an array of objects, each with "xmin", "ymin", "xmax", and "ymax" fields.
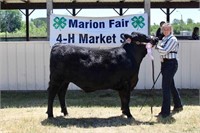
[{"xmin": 50, "ymin": 14, "xmax": 148, "ymax": 47}]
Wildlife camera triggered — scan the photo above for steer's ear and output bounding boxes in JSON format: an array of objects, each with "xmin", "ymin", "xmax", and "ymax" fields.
[
  {"xmin": 121, "ymin": 34, "xmax": 132, "ymax": 45},
  {"xmin": 123, "ymin": 34, "xmax": 132, "ymax": 39}
]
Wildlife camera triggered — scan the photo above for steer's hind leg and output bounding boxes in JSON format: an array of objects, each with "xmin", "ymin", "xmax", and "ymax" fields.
[
  {"xmin": 58, "ymin": 82, "xmax": 69, "ymax": 116},
  {"xmin": 118, "ymin": 88, "xmax": 132, "ymax": 118},
  {"xmin": 47, "ymin": 83, "xmax": 58, "ymax": 118}
]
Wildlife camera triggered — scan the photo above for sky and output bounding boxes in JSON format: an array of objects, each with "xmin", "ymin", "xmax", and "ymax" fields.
[{"xmin": 22, "ymin": 8, "xmax": 200, "ymax": 25}]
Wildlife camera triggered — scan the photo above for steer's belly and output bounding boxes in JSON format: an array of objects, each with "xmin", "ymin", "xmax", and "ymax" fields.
[{"xmin": 65, "ymin": 67, "xmax": 133, "ymax": 91}]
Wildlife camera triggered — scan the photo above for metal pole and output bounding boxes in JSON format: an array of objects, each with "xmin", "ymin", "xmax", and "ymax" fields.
[
  {"xmin": 144, "ymin": 0, "xmax": 150, "ymax": 35},
  {"xmin": 46, "ymin": 0, "xmax": 53, "ymax": 41},
  {"xmin": 176, "ymin": 10, "xmax": 183, "ymax": 31},
  {"xmin": 166, "ymin": 8, "xmax": 170, "ymax": 23},
  {"xmin": 72, "ymin": 8, "xmax": 76, "ymax": 16},
  {"xmin": 26, "ymin": 8, "xmax": 29, "ymax": 41},
  {"xmin": 119, "ymin": 8, "xmax": 123, "ymax": 16}
]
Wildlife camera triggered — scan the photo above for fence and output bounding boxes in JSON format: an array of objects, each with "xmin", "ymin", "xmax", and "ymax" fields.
[{"xmin": 0, "ymin": 40, "xmax": 200, "ymax": 90}]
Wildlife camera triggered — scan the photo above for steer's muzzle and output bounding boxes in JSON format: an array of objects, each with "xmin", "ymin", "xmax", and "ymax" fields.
[{"xmin": 149, "ymin": 36, "xmax": 159, "ymax": 46}]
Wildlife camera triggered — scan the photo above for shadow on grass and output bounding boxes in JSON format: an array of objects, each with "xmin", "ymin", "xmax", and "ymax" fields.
[
  {"xmin": 41, "ymin": 115, "xmax": 157, "ymax": 128},
  {"xmin": 41, "ymin": 114, "xmax": 177, "ymax": 128},
  {"xmin": 156, "ymin": 116, "xmax": 176, "ymax": 124}
]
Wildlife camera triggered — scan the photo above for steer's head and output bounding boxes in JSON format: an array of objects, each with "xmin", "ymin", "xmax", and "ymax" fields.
[
  {"xmin": 122, "ymin": 32, "xmax": 159, "ymax": 46},
  {"xmin": 121, "ymin": 32, "xmax": 159, "ymax": 65}
]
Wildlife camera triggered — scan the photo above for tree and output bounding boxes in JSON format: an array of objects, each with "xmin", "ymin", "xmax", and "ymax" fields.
[
  {"xmin": 150, "ymin": 23, "xmax": 159, "ymax": 36},
  {"xmin": 31, "ymin": 17, "xmax": 47, "ymax": 28},
  {"xmin": 0, "ymin": 10, "xmax": 22, "ymax": 33},
  {"xmin": 172, "ymin": 19, "xmax": 181, "ymax": 25},
  {"xmin": 187, "ymin": 18, "xmax": 194, "ymax": 24},
  {"xmin": 29, "ymin": 17, "xmax": 47, "ymax": 37}
]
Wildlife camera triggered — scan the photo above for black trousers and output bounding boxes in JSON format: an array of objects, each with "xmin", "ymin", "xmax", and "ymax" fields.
[{"xmin": 161, "ymin": 59, "xmax": 183, "ymax": 115}]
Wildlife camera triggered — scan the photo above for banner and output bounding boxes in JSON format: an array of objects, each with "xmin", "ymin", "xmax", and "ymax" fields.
[{"xmin": 50, "ymin": 13, "xmax": 148, "ymax": 47}]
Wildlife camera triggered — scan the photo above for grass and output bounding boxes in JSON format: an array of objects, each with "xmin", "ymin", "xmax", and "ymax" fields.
[{"xmin": 0, "ymin": 89, "xmax": 200, "ymax": 133}]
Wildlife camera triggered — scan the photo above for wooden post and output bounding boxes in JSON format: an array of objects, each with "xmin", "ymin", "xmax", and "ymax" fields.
[
  {"xmin": 46, "ymin": 0, "xmax": 53, "ymax": 41},
  {"xmin": 144, "ymin": 0, "xmax": 150, "ymax": 35}
]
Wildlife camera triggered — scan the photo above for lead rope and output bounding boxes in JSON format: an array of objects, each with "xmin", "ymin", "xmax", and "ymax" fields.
[
  {"xmin": 150, "ymin": 60, "xmax": 155, "ymax": 116},
  {"xmin": 139, "ymin": 54, "xmax": 161, "ymax": 121},
  {"xmin": 140, "ymin": 60, "xmax": 161, "ymax": 120},
  {"xmin": 149, "ymin": 60, "xmax": 161, "ymax": 120}
]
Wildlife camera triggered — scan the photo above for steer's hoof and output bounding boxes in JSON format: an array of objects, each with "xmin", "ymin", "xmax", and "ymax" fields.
[
  {"xmin": 46, "ymin": 112, "xmax": 54, "ymax": 118},
  {"xmin": 126, "ymin": 115, "xmax": 134, "ymax": 120},
  {"xmin": 63, "ymin": 112, "xmax": 68, "ymax": 116},
  {"xmin": 48, "ymin": 115, "xmax": 54, "ymax": 119},
  {"xmin": 61, "ymin": 110, "xmax": 68, "ymax": 116},
  {"xmin": 121, "ymin": 113, "xmax": 133, "ymax": 119}
]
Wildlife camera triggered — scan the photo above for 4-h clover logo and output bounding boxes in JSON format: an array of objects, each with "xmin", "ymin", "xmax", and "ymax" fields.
[
  {"xmin": 131, "ymin": 16, "xmax": 145, "ymax": 30},
  {"xmin": 53, "ymin": 17, "xmax": 67, "ymax": 30}
]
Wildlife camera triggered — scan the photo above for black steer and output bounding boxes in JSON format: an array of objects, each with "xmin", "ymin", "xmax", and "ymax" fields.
[{"xmin": 47, "ymin": 32, "xmax": 159, "ymax": 118}]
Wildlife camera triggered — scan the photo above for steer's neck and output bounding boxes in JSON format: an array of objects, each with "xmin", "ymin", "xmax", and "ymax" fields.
[{"xmin": 123, "ymin": 43, "xmax": 147, "ymax": 66}]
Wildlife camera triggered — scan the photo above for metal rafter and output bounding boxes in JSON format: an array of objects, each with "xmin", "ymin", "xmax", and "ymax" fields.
[{"xmin": 0, "ymin": 1, "xmax": 199, "ymax": 9}]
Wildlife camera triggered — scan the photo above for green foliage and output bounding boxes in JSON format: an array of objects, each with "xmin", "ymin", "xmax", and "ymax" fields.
[
  {"xmin": 29, "ymin": 20, "xmax": 47, "ymax": 37},
  {"xmin": 172, "ymin": 19, "xmax": 200, "ymax": 35},
  {"xmin": 31, "ymin": 17, "xmax": 47, "ymax": 28},
  {"xmin": 151, "ymin": 18, "xmax": 200, "ymax": 36},
  {"xmin": 0, "ymin": 10, "xmax": 22, "ymax": 33},
  {"xmin": 0, "ymin": 19, "xmax": 47, "ymax": 37},
  {"xmin": 187, "ymin": 18, "xmax": 194, "ymax": 24},
  {"xmin": 150, "ymin": 23, "xmax": 159, "ymax": 35},
  {"xmin": 172, "ymin": 24, "xmax": 181, "ymax": 34}
]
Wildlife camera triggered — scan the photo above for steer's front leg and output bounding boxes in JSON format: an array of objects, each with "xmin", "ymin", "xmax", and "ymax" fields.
[
  {"xmin": 118, "ymin": 88, "xmax": 132, "ymax": 118},
  {"xmin": 58, "ymin": 82, "xmax": 69, "ymax": 116}
]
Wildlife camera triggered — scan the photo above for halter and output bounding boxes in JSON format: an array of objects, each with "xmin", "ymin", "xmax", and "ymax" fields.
[
  {"xmin": 134, "ymin": 41, "xmax": 148, "ymax": 45},
  {"xmin": 123, "ymin": 33, "xmax": 156, "ymax": 46},
  {"xmin": 134, "ymin": 35, "xmax": 156, "ymax": 45}
]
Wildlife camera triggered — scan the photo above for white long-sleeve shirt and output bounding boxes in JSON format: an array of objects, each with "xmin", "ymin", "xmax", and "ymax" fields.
[{"xmin": 157, "ymin": 34, "xmax": 179, "ymax": 60}]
